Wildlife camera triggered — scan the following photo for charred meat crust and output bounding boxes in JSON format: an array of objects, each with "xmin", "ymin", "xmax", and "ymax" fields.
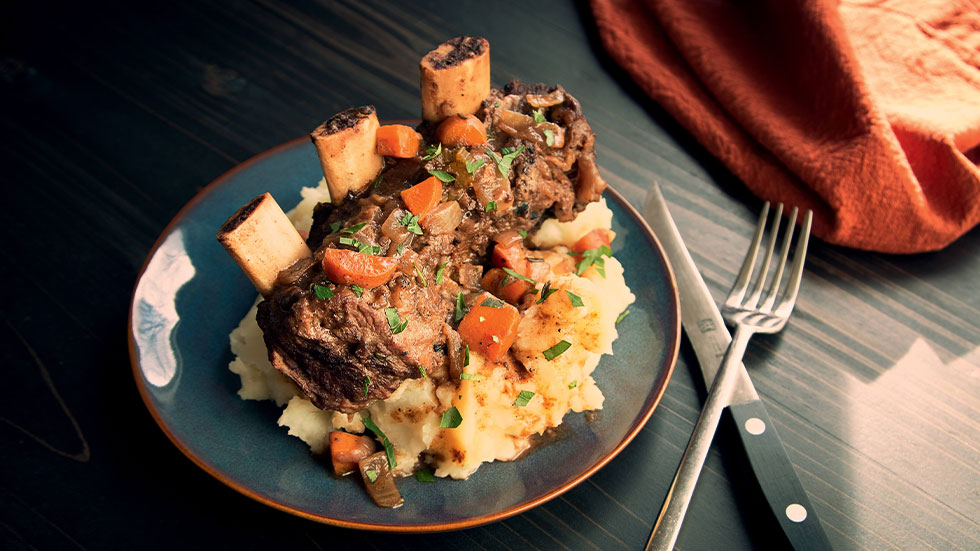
[
  {"xmin": 423, "ymin": 36, "xmax": 487, "ymax": 70},
  {"xmin": 315, "ymin": 105, "xmax": 376, "ymax": 136},
  {"xmin": 259, "ymin": 81, "xmax": 604, "ymax": 413}
]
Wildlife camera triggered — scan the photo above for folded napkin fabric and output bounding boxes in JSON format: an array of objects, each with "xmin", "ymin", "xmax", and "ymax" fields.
[{"xmin": 591, "ymin": 0, "xmax": 980, "ymax": 253}]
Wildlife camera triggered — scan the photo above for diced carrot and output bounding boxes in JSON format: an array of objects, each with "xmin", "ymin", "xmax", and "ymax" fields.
[
  {"xmin": 572, "ymin": 228, "xmax": 614, "ymax": 253},
  {"xmin": 435, "ymin": 114, "xmax": 488, "ymax": 146},
  {"xmin": 321, "ymin": 249, "xmax": 397, "ymax": 288},
  {"xmin": 401, "ymin": 176, "xmax": 443, "ymax": 216},
  {"xmin": 330, "ymin": 431, "xmax": 376, "ymax": 476},
  {"xmin": 481, "ymin": 267, "xmax": 531, "ymax": 304},
  {"xmin": 492, "ymin": 242, "xmax": 528, "ymax": 274},
  {"xmin": 457, "ymin": 292, "xmax": 522, "ymax": 362},
  {"xmin": 376, "ymin": 124, "xmax": 422, "ymax": 158}
]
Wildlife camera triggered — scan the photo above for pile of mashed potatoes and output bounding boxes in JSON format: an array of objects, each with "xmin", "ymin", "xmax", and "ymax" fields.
[{"xmin": 228, "ymin": 179, "xmax": 634, "ymax": 479}]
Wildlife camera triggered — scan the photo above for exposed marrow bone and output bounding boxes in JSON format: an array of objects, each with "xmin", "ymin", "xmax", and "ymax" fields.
[
  {"xmin": 217, "ymin": 193, "xmax": 312, "ymax": 297},
  {"xmin": 420, "ymin": 36, "xmax": 490, "ymax": 123},
  {"xmin": 311, "ymin": 106, "xmax": 384, "ymax": 204}
]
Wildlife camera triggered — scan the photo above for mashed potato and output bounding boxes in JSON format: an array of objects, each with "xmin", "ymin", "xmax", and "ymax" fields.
[{"xmin": 228, "ymin": 180, "xmax": 634, "ymax": 478}]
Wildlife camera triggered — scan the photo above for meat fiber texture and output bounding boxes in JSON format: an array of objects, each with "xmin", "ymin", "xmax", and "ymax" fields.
[{"xmin": 228, "ymin": 180, "xmax": 634, "ymax": 478}]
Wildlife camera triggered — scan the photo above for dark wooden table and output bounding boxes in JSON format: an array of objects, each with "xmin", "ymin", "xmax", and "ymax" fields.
[{"xmin": 3, "ymin": 1, "xmax": 978, "ymax": 549}]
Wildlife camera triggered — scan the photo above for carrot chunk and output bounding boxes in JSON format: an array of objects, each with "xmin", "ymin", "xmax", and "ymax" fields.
[
  {"xmin": 376, "ymin": 124, "xmax": 422, "ymax": 158},
  {"xmin": 435, "ymin": 114, "xmax": 488, "ymax": 146},
  {"xmin": 401, "ymin": 176, "xmax": 443, "ymax": 216},
  {"xmin": 572, "ymin": 228, "xmax": 614, "ymax": 253},
  {"xmin": 491, "ymin": 242, "xmax": 528, "ymax": 274},
  {"xmin": 481, "ymin": 267, "xmax": 531, "ymax": 304},
  {"xmin": 457, "ymin": 292, "xmax": 522, "ymax": 361},
  {"xmin": 329, "ymin": 431, "xmax": 376, "ymax": 476},
  {"xmin": 321, "ymin": 249, "xmax": 397, "ymax": 288}
]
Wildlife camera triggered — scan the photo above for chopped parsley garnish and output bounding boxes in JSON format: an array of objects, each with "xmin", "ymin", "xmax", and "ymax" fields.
[
  {"xmin": 419, "ymin": 365, "xmax": 427, "ymax": 377},
  {"xmin": 503, "ymin": 267, "xmax": 536, "ymax": 285},
  {"xmin": 313, "ymin": 284, "xmax": 334, "ymax": 300},
  {"xmin": 413, "ymin": 262, "xmax": 427, "ymax": 287},
  {"xmin": 570, "ymin": 245, "xmax": 612, "ymax": 277},
  {"xmin": 485, "ymin": 145, "xmax": 525, "ymax": 177},
  {"xmin": 518, "ymin": 230, "xmax": 528, "ymax": 239},
  {"xmin": 329, "ymin": 221, "xmax": 342, "ymax": 233},
  {"xmin": 396, "ymin": 242, "xmax": 406, "ymax": 254},
  {"xmin": 514, "ymin": 390, "xmax": 535, "ymax": 407},
  {"xmin": 421, "ymin": 142, "xmax": 442, "ymax": 161},
  {"xmin": 568, "ymin": 380, "xmax": 578, "ymax": 389},
  {"xmin": 460, "ymin": 372, "xmax": 483, "ymax": 381},
  {"xmin": 454, "ymin": 292, "xmax": 466, "ymax": 322},
  {"xmin": 616, "ymin": 309, "xmax": 631, "ymax": 324},
  {"xmin": 440, "ymin": 407, "xmax": 463, "ymax": 429},
  {"xmin": 481, "ymin": 297, "xmax": 506, "ymax": 308},
  {"xmin": 385, "ymin": 307, "xmax": 408, "ymax": 334},
  {"xmin": 339, "ymin": 236, "xmax": 380, "ymax": 255},
  {"xmin": 465, "ymin": 158, "xmax": 485, "ymax": 174},
  {"xmin": 435, "ymin": 262, "xmax": 448, "ymax": 284},
  {"xmin": 340, "ymin": 222, "xmax": 367, "ymax": 234},
  {"xmin": 351, "ymin": 285, "xmax": 364, "ymax": 298},
  {"xmin": 370, "ymin": 173, "xmax": 383, "ymax": 191},
  {"xmin": 365, "ymin": 469, "xmax": 378, "ymax": 483},
  {"xmin": 363, "ymin": 377, "xmax": 371, "ymax": 397},
  {"xmin": 415, "ymin": 468, "xmax": 435, "ymax": 482},
  {"xmin": 532, "ymin": 108, "xmax": 546, "ymax": 123},
  {"xmin": 543, "ymin": 128, "xmax": 555, "ymax": 147},
  {"xmin": 543, "ymin": 340, "xmax": 571, "ymax": 361},
  {"xmin": 566, "ymin": 290, "xmax": 584, "ymax": 307},
  {"xmin": 485, "ymin": 201, "xmax": 497, "ymax": 212},
  {"xmin": 463, "ymin": 344, "xmax": 470, "ymax": 366},
  {"xmin": 428, "ymin": 169, "xmax": 455, "ymax": 183},
  {"xmin": 536, "ymin": 282, "xmax": 558, "ymax": 304},
  {"xmin": 398, "ymin": 212, "xmax": 423, "ymax": 235},
  {"xmin": 363, "ymin": 416, "xmax": 396, "ymax": 469}
]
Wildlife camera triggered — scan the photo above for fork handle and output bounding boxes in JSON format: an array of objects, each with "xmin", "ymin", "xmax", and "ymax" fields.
[{"xmin": 647, "ymin": 324, "xmax": 754, "ymax": 551}]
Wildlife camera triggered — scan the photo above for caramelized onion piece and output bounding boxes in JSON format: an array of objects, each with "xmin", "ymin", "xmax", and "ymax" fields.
[
  {"xmin": 381, "ymin": 207, "xmax": 411, "ymax": 246},
  {"xmin": 526, "ymin": 89, "xmax": 565, "ymax": 108},
  {"xmin": 496, "ymin": 110, "xmax": 565, "ymax": 149},
  {"xmin": 492, "ymin": 229, "xmax": 523, "ymax": 247},
  {"xmin": 358, "ymin": 451, "xmax": 403, "ymax": 508},
  {"xmin": 472, "ymin": 170, "xmax": 513, "ymax": 213},
  {"xmin": 420, "ymin": 201, "xmax": 463, "ymax": 235},
  {"xmin": 575, "ymin": 156, "xmax": 607, "ymax": 203}
]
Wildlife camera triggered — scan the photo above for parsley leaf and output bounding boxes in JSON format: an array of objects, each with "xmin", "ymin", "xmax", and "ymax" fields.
[
  {"xmin": 363, "ymin": 416, "xmax": 396, "ymax": 469},
  {"xmin": 385, "ymin": 307, "xmax": 408, "ymax": 334},
  {"xmin": 566, "ymin": 290, "xmax": 584, "ymax": 307},
  {"xmin": 463, "ymin": 344, "xmax": 470, "ymax": 367},
  {"xmin": 485, "ymin": 145, "xmax": 525, "ymax": 177},
  {"xmin": 329, "ymin": 221, "xmax": 342, "ymax": 234},
  {"xmin": 313, "ymin": 284, "xmax": 334, "ymax": 300},
  {"xmin": 465, "ymin": 158, "xmax": 485, "ymax": 174},
  {"xmin": 415, "ymin": 468, "xmax": 435, "ymax": 482},
  {"xmin": 428, "ymin": 169, "xmax": 455, "ymax": 182},
  {"xmin": 568, "ymin": 380, "xmax": 578, "ymax": 389},
  {"xmin": 398, "ymin": 211, "xmax": 423, "ymax": 235},
  {"xmin": 543, "ymin": 128, "xmax": 555, "ymax": 147},
  {"xmin": 454, "ymin": 292, "xmax": 466, "ymax": 322},
  {"xmin": 413, "ymin": 262, "xmax": 427, "ymax": 287},
  {"xmin": 440, "ymin": 407, "xmax": 463, "ymax": 429},
  {"xmin": 339, "ymin": 236, "xmax": 380, "ymax": 255},
  {"xmin": 480, "ymin": 297, "xmax": 506, "ymax": 308},
  {"xmin": 435, "ymin": 262, "xmax": 448, "ymax": 284},
  {"xmin": 365, "ymin": 469, "xmax": 378, "ymax": 483},
  {"xmin": 514, "ymin": 390, "xmax": 535, "ymax": 407},
  {"xmin": 503, "ymin": 267, "xmax": 536, "ymax": 285},
  {"xmin": 485, "ymin": 201, "xmax": 497, "ymax": 212},
  {"xmin": 419, "ymin": 365, "xmax": 427, "ymax": 377},
  {"xmin": 532, "ymin": 108, "xmax": 546, "ymax": 123},
  {"xmin": 460, "ymin": 372, "xmax": 483, "ymax": 381},
  {"xmin": 616, "ymin": 309, "xmax": 631, "ymax": 324},
  {"xmin": 421, "ymin": 143, "xmax": 442, "ymax": 161},
  {"xmin": 518, "ymin": 230, "xmax": 527, "ymax": 239},
  {"xmin": 570, "ymin": 245, "xmax": 612, "ymax": 277},
  {"xmin": 363, "ymin": 377, "xmax": 371, "ymax": 397},
  {"xmin": 543, "ymin": 340, "xmax": 571, "ymax": 361},
  {"xmin": 340, "ymin": 222, "xmax": 366, "ymax": 234},
  {"xmin": 351, "ymin": 285, "xmax": 364, "ymax": 298}
]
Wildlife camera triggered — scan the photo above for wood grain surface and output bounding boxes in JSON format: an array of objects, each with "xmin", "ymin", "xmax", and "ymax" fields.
[{"xmin": 2, "ymin": 1, "xmax": 977, "ymax": 549}]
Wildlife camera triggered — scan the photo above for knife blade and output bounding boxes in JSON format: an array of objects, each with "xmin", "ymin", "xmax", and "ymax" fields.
[{"xmin": 643, "ymin": 185, "xmax": 833, "ymax": 551}]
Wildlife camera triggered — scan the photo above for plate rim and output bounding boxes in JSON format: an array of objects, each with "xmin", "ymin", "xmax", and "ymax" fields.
[{"xmin": 127, "ymin": 136, "xmax": 680, "ymax": 532}]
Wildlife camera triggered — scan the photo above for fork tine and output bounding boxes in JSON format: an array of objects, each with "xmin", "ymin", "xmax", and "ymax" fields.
[
  {"xmin": 744, "ymin": 203, "xmax": 783, "ymax": 309},
  {"xmin": 761, "ymin": 206, "xmax": 798, "ymax": 311},
  {"xmin": 728, "ymin": 202, "xmax": 770, "ymax": 305},
  {"xmin": 775, "ymin": 209, "xmax": 813, "ymax": 317}
]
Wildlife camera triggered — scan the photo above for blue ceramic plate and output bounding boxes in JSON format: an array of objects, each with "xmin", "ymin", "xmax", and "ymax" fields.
[{"xmin": 128, "ymin": 138, "xmax": 679, "ymax": 532}]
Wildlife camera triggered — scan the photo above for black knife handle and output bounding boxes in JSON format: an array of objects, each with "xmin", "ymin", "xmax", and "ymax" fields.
[{"xmin": 729, "ymin": 400, "xmax": 834, "ymax": 551}]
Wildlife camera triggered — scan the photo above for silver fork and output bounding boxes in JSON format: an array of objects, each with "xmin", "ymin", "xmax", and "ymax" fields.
[{"xmin": 647, "ymin": 203, "xmax": 813, "ymax": 551}]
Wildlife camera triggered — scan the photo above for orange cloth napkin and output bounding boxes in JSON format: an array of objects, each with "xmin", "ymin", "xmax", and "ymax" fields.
[{"xmin": 591, "ymin": 0, "xmax": 980, "ymax": 253}]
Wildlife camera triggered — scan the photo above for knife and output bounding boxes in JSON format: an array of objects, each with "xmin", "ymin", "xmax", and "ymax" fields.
[{"xmin": 643, "ymin": 185, "xmax": 833, "ymax": 551}]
